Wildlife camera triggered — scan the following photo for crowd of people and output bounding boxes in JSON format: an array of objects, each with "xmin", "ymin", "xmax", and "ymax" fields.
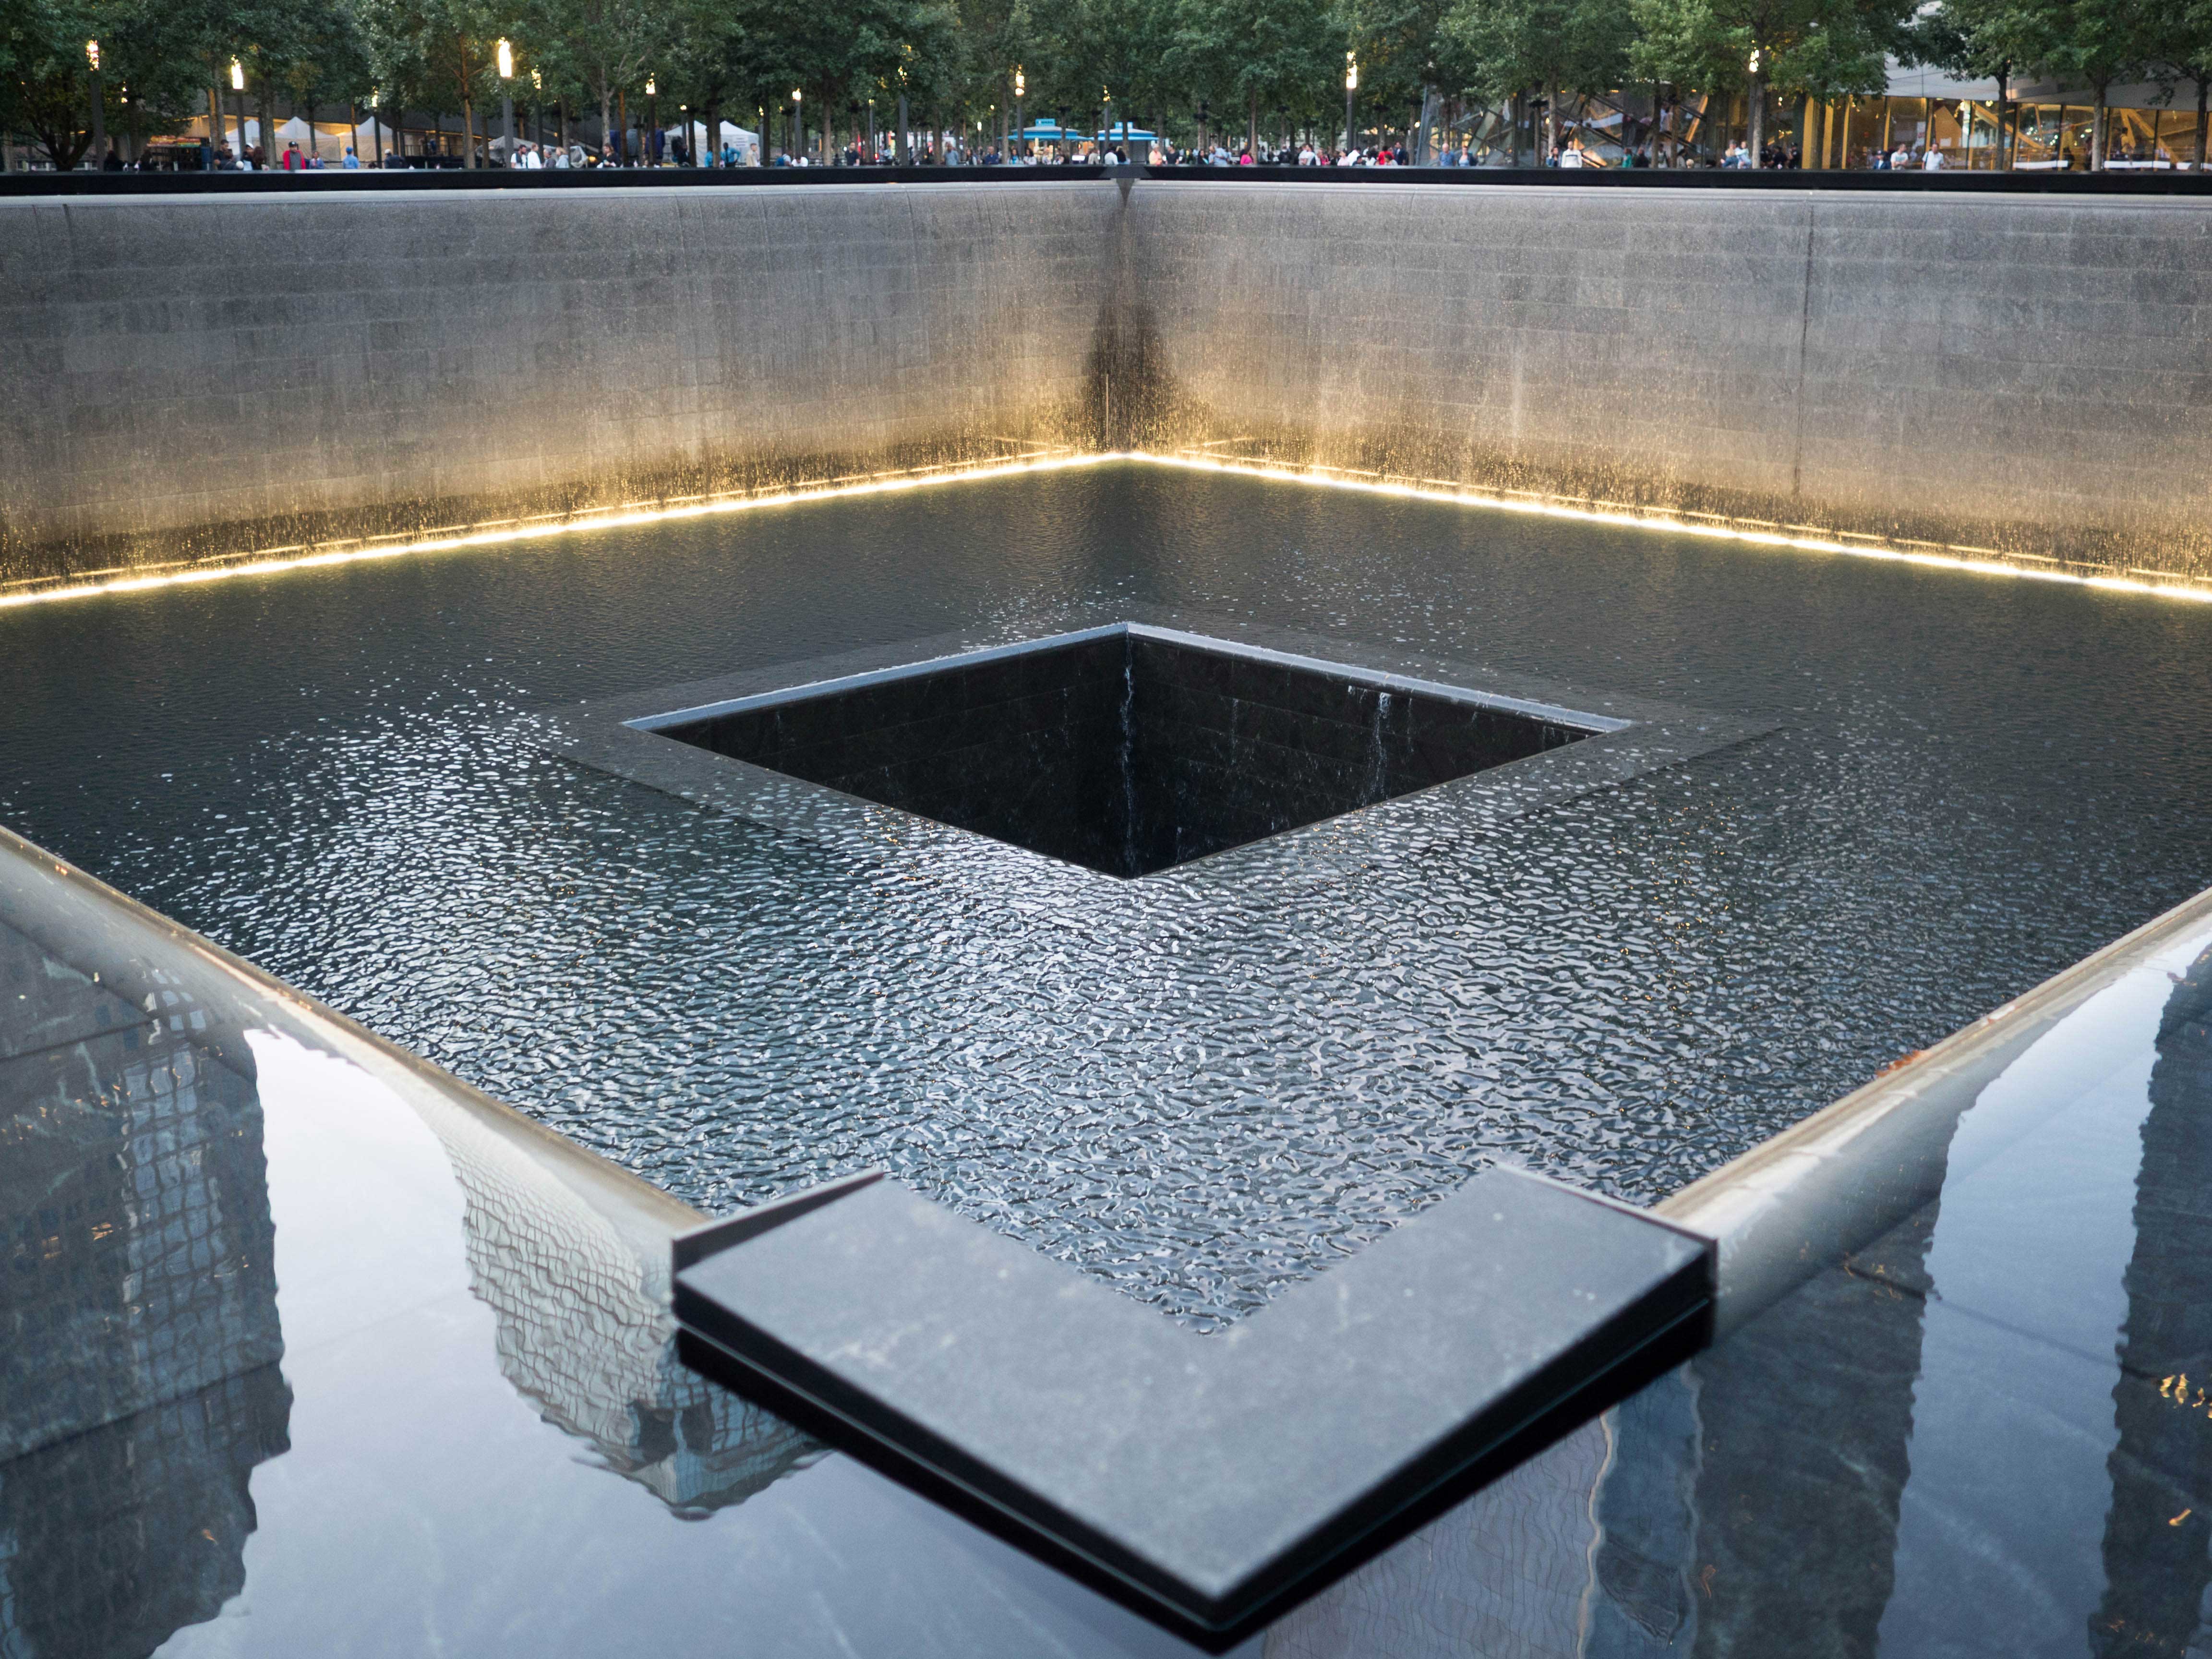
[{"xmin": 99, "ymin": 120, "xmax": 2120, "ymax": 173}]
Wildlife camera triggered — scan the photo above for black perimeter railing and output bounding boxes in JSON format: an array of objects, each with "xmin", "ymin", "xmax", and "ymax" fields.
[{"xmin": 6, "ymin": 161, "xmax": 2212, "ymax": 197}]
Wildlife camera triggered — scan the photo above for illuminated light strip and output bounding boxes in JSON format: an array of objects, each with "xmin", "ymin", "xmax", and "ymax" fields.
[
  {"xmin": 5, "ymin": 447, "xmax": 2209, "ymax": 611},
  {"xmin": 0, "ymin": 452, "xmax": 1107, "ymax": 611},
  {"xmin": 1122, "ymin": 451, "xmax": 2212, "ymax": 606}
]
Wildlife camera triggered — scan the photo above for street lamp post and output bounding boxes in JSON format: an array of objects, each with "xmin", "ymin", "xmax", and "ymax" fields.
[
  {"xmin": 496, "ymin": 39, "xmax": 515, "ymax": 167},
  {"xmin": 647, "ymin": 75, "xmax": 658, "ymax": 165},
  {"xmin": 790, "ymin": 87, "xmax": 802, "ymax": 163},
  {"xmin": 230, "ymin": 57, "xmax": 247, "ymax": 166},
  {"xmin": 369, "ymin": 87, "xmax": 384, "ymax": 166},
  {"xmin": 897, "ymin": 50, "xmax": 911, "ymax": 164},
  {"xmin": 1013, "ymin": 68, "xmax": 1024, "ymax": 162},
  {"xmin": 1744, "ymin": 49, "xmax": 1764, "ymax": 168},
  {"xmin": 1196, "ymin": 99, "xmax": 1209, "ymax": 158},
  {"xmin": 1100, "ymin": 88, "xmax": 1110, "ymax": 157},
  {"xmin": 1345, "ymin": 53, "xmax": 1358, "ymax": 156},
  {"xmin": 85, "ymin": 41, "xmax": 106, "ymax": 168}
]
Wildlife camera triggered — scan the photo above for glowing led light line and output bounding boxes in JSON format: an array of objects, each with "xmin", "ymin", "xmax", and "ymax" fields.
[
  {"xmin": 4, "ymin": 448, "xmax": 2207, "ymax": 611},
  {"xmin": 1124, "ymin": 451, "xmax": 2212, "ymax": 607},
  {"xmin": 0, "ymin": 452, "xmax": 1106, "ymax": 611}
]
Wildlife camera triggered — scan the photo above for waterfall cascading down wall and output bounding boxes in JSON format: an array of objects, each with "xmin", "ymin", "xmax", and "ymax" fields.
[
  {"xmin": 1125, "ymin": 182, "xmax": 2212, "ymax": 581},
  {"xmin": 0, "ymin": 183, "xmax": 1122, "ymax": 589},
  {"xmin": 3, "ymin": 178, "xmax": 2209, "ymax": 593}
]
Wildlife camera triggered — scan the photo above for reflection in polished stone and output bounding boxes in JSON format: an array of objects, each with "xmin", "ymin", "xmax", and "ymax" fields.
[
  {"xmin": 2095, "ymin": 944, "xmax": 2212, "ymax": 1657},
  {"xmin": 1263, "ymin": 1178, "xmax": 1942, "ymax": 1659},
  {"xmin": 1688, "ymin": 1199, "xmax": 1934, "ymax": 1659},
  {"xmin": 1585, "ymin": 1371, "xmax": 1699, "ymax": 1657},
  {"xmin": 0, "ymin": 1365, "xmax": 288, "ymax": 1659},
  {"xmin": 1263, "ymin": 1414, "xmax": 1612, "ymax": 1658},
  {"xmin": 0, "ymin": 921, "xmax": 289, "ymax": 1657},
  {"xmin": 431, "ymin": 1091, "xmax": 821, "ymax": 1516}
]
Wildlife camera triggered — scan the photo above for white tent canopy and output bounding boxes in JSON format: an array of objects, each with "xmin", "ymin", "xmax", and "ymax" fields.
[
  {"xmin": 271, "ymin": 115, "xmax": 351, "ymax": 163},
  {"xmin": 658, "ymin": 120, "xmax": 760, "ymax": 163},
  {"xmin": 348, "ymin": 118, "xmax": 402, "ymax": 160}
]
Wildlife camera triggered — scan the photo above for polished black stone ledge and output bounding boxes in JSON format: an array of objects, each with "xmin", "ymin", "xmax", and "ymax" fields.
[
  {"xmin": 1140, "ymin": 163, "xmax": 2212, "ymax": 195},
  {"xmin": 519, "ymin": 608, "xmax": 1773, "ymax": 902},
  {"xmin": 0, "ymin": 164, "xmax": 1110, "ymax": 197},
  {"xmin": 673, "ymin": 1166, "xmax": 1714, "ymax": 1648},
  {"xmin": 9, "ymin": 161, "xmax": 2209, "ymax": 197}
]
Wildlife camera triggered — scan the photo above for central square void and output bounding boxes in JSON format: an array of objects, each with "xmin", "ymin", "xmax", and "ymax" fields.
[{"xmin": 653, "ymin": 626, "xmax": 1595, "ymax": 878}]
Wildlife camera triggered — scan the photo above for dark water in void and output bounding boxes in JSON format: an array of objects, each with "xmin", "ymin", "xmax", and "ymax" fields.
[{"xmin": 7, "ymin": 467, "xmax": 2212, "ymax": 1327}]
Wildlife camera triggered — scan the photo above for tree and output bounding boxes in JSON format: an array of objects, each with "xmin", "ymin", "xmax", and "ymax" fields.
[
  {"xmin": 1621, "ymin": 0, "xmax": 1901, "ymax": 164},
  {"xmin": 1170, "ymin": 0, "xmax": 1336, "ymax": 152},
  {"xmin": 1443, "ymin": 0, "xmax": 1630, "ymax": 157},
  {"xmin": 4, "ymin": 0, "xmax": 106, "ymax": 168},
  {"xmin": 1630, "ymin": 0, "xmax": 1748, "ymax": 159},
  {"xmin": 2140, "ymin": 0, "xmax": 2210, "ymax": 170},
  {"xmin": 2060, "ymin": 0, "xmax": 2152, "ymax": 166},
  {"xmin": 1902, "ymin": 0, "xmax": 2060, "ymax": 166},
  {"xmin": 1348, "ymin": 0, "xmax": 1453, "ymax": 150}
]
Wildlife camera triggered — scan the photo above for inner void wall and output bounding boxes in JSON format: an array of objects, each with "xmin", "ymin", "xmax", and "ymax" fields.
[{"xmin": 2, "ymin": 178, "xmax": 2208, "ymax": 589}]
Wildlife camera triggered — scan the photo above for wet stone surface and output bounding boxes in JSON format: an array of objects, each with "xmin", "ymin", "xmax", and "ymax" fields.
[{"xmin": 5, "ymin": 466, "xmax": 2212, "ymax": 1330}]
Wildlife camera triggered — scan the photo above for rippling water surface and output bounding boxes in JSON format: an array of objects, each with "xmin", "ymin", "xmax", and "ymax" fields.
[{"xmin": 7, "ymin": 467, "xmax": 2211, "ymax": 1325}]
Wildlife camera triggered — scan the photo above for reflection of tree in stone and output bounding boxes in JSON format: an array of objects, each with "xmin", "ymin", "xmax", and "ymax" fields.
[
  {"xmin": 1264, "ymin": 1415, "xmax": 1611, "ymax": 1658},
  {"xmin": 431, "ymin": 1102, "xmax": 821, "ymax": 1515},
  {"xmin": 2092, "ymin": 944, "xmax": 2212, "ymax": 1658},
  {"xmin": 1262, "ymin": 1192, "xmax": 1939, "ymax": 1659},
  {"xmin": 1587, "ymin": 1370, "xmax": 1701, "ymax": 1657},
  {"xmin": 0, "ymin": 923, "xmax": 289, "ymax": 1658},
  {"xmin": 1683, "ymin": 1197, "xmax": 1936, "ymax": 1659}
]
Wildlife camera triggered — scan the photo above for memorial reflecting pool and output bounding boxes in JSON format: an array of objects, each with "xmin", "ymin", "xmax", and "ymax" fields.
[{"xmin": 5, "ymin": 462, "xmax": 2212, "ymax": 1334}]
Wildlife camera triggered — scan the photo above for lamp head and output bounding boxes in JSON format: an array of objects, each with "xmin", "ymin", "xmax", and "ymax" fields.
[
  {"xmin": 85, "ymin": 39, "xmax": 99, "ymax": 71},
  {"xmin": 1014, "ymin": 69, "xmax": 1024, "ymax": 97},
  {"xmin": 1346, "ymin": 52, "xmax": 1358, "ymax": 91},
  {"xmin": 230, "ymin": 58, "xmax": 245, "ymax": 91},
  {"xmin": 646, "ymin": 75, "xmax": 656, "ymax": 95},
  {"xmin": 496, "ymin": 38, "xmax": 513, "ymax": 79}
]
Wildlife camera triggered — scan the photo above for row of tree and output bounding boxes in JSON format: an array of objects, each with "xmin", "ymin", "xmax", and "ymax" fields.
[{"xmin": 5, "ymin": 0, "xmax": 2209, "ymax": 169}]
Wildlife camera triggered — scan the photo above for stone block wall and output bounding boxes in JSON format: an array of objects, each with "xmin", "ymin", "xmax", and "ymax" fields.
[
  {"xmin": 0, "ymin": 181, "xmax": 1119, "ymax": 585},
  {"xmin": 4, "ymin": 176, "xmax": 2209, "ymax": 589},
  {"xmin": 1125, "ymin": 181, "xmax": 2212, "ymax": 579}
]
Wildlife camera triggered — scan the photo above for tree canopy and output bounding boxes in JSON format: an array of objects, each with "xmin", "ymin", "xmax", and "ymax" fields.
[{"xmin": 5, "ymin": 0, "xmax": 2203, "ymax": 166}]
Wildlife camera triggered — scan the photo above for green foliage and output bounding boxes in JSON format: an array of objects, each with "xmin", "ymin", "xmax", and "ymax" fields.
[
  {"xmin": 1170, "ymin": 0, "xmax": 1339, "ymax": 135},
  {"xmin": 1442, "ymin": 0, "xmax": 1630, "ymax": 105},
  {"xmin": 5, "ymin": 0, "xmax": 2192, "ymax": 165},
  {"xmin": 3, "ymin": 0, "xmax": 104, "ymax": 166}
]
